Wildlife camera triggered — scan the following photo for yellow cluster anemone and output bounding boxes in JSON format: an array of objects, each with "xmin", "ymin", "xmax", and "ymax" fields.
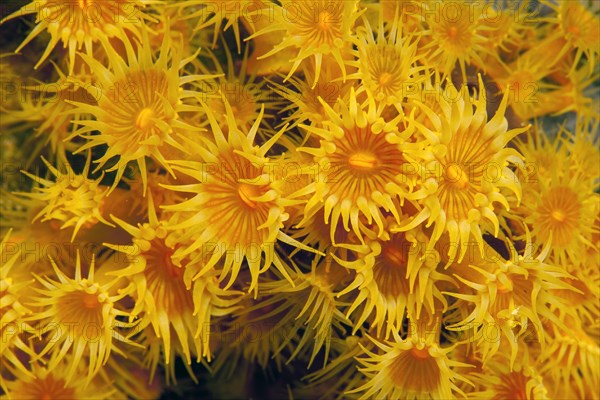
[
  {"xmin": 68, "ymin": 28, "xmax": 208, "ymax": 193},
  {"xmin": 16, "ymin": 155, "xmax": 114, "ymax": 242},
  {"xmin": 477, "ymin": 0, "xmax": 535, "ymax": 54},
  {"xmin": 545, "ymin": 0, "xmax": 600, "ymax": 75},
  {"xmin": 0, "ymin": 230, "xmax": 36, "ymax": 386},
  {"xmin": 147, "ymin": 3, "xmax": 204, "ymax": 59},
  {"xmin": 349, "ymin": 9, "xmax": 427, "ymax": 105},
  {"xmin": 566, "ymin": 119, "xmax": 600, "ymax": 188},
  {"xmin": 163, "ymin": 98, "xmax": 316, "ymax": 294},
  {"xmin": 2, "ymin": 357, "xmax": 117, "ymax": 400},
  {"xmin": 0, "ymin": 0, "xmax": 155, "ymax": 74},
  {"xmin": 523, "ymin": 182, "xmax": 599, "ymax": 264},
  {"xmin": 104, "ymin": 198, "xmax": 197, "ymax": 366},
  {"xmin": 350, "ymin": 329, "xmax": 471, "ymax": 399},
  {"xmin": 419, "ymin": 0, "xmax": 495, "ymax": 81},
  {"xmin": 211, "ymin": 294, "xmax": 297, "ymax": 373},
  {"xmin": 336, "ymin": 218, "xmax": 454, "ymax": 338},
  {"xmin": 26, "ymin": 252, "xmax": 138, "ymax": 385},
  {"xmin": 247, "ymin": 0, "xmax": 363, "ymax": 87},
  {"xmin": 468, "ymin": 346, "xmax": 549, "ymax": 400},
  {"xmin": 445, "ymin": 233, "xmax": 575, "ymax": 366},
  {"xmin": 540, "ymin": 313, "xmax": 600, "ymax": 399},
  {"xmin": 103, "ymin": 354, "xmax": 165, "ymax": 399},
  {"xmin": 106, "ymin": 195, "xmax": 243, "ymax": 365},
  {"xmin": 495, "ymin": 51, "xmax": 560, "ymax": 120},
  {"xmin": 0, "ymin": 66, "xmax": 91, "ymax": 167},
  {"xmin": 124, "ymin": 169, "xmax": 185, "ymax": 219},
  {"xmin": 398, "ymin": 76, "xmax": 528, "ymax": 263},
  {"xmin": 180, "ymin": 0, "xmax": 271, "ymax": 53},
  {"xmin": 260, "ymin": 257, "xmax": 352, "ymax": 367},
  {"xmin": 294, "ymin": 335, "xmax": 366, "ymax": 399},
  {"xmin": 269, "ymin": 62, "xmax": 354, "ymax": 129},
  {"xmin": 515, "ymin": 120, "xmax": 600, "ymax": 266},
  {"xmin": 199, "ymin": 43, "xmax": 277, "ymax": 134},
  {"xmin": 296, "ymin": 88, "xmax": 419, "ymax": 244}
]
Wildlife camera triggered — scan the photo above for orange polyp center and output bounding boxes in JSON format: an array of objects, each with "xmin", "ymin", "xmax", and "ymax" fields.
[
  {"xmin": 318, "ymin": 11, "xmax": 332, "ymax": 30},
  {"xmin": 136, "ymin": 108, "xmax": 155, "ymax": 130},
  {"xmin": 238, "ymin": 183, "xmax": 258, "ymax": 208},
  {"xmin": 78, "ymin": 0, "xmax": 92, "ymax": 8},
  {"xmin": 567, "ymin": 25, "xmax": 580, "ymax": 36},
  {"xmin": 496, "ymin": 272, "xmax": 513, "ymax": 294},
  {"xmin": 446, "ymin": 164, "xmax": 469, "ymax": 188},
  {"xmin": 539, "ymin": 188, "xmax": 581, "ymax": 244},
  {"xmin": 349, "ymin": 152, "xmax": 378, "ymax": 170},
  {"xmin": 514, "ymin": 388, "xmax": 527, "ymax": 400},
  {"xmin": 82, "ymin": 292, "xmax": 100, "ymax": 309},
  {"xmin": 163, "ymin": 250, "xmax": 182, "ymax": 278},
  {"xmin": 448, "ymin": 26, "xmax": 458, "ymax": 39},
  {"xmin": 411, "ymin": 347, "xmax": 430, "ymax": 359},
  {"xmin": 164, "ymin": 249, "xmax": 173, "ymax": 267},
  {"xmin": 49, "ymin": 220, "xmax": 63, "ymax": 231},
  {"xmin": 379, "ymin": 72, "xmax": 393, "ymax": 87},
  {"xmin": 497, "ymin": 282, "xmax": 512, "ymax": 294},
  {"xmin": 383, "ymin": 245, "xmax": 408, "ymax": 266},
  {"xmin": 551, "ymin": 209, "xmax": 566, "ymax": 222},
  {"xmin": 496, "ymin": 372, "xmax": 529, "ymax": 400}
]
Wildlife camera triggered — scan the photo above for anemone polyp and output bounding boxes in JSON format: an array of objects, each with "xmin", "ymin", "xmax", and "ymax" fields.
[
  {"xmin": 17, "ymin": 155, "xmax": 113, "ymax": 242},
  {"xmin": 348, "ymin": 7, "xmax": 426, "ymax": 105},
  {"xmin": 395, "ymin": 76, "xmax": 528, "ymax": 264},
  {"xmin": 297, "ymin": 88, "xmax": 421, "ymax": 244},
  {"xmin": 69, "ymin": 28, "xmax": 208, "ymax": 194},
  {"xmin": 0, "ymin": 0, "xmax": 154, "ymax": 74},
  {"xmin": 162, "ymin": 98, "xmax": 318, "ymax": 295},
  {"xmin": 350, "ymin": 331, "xmax": 470, "ymax": 399},
  {"xmin": 246, "ymin": 0, "xmax": 363, "ymax": 88},
  {"xmin": 27, "ymin": 253, "xmax": 137, "ymax": 385}
]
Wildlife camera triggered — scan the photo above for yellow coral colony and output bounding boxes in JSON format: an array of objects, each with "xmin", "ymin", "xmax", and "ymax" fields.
[{"xmin": 0, "ymin": 0, "xmax": 598, "ymax": 399}]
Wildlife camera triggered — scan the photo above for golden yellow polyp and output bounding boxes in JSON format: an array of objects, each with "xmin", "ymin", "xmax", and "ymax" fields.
[
  {"xmin": 82, "ymin": 291, "xmax": 102, "ymax": 309},
  {"xmin": 551, "ymin": 209, "xmax": 566, "ymax": 222},
  {"xmin": 237, "ymin": 183, "xmax": 259, "ymax": 209},
  {"xmin": 410, "ymin": 347, "xmax": 431, "ymax": 360},
  {"xmin": 378, "ymin": 72, "xmax": 393, "ymax": 87}
]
